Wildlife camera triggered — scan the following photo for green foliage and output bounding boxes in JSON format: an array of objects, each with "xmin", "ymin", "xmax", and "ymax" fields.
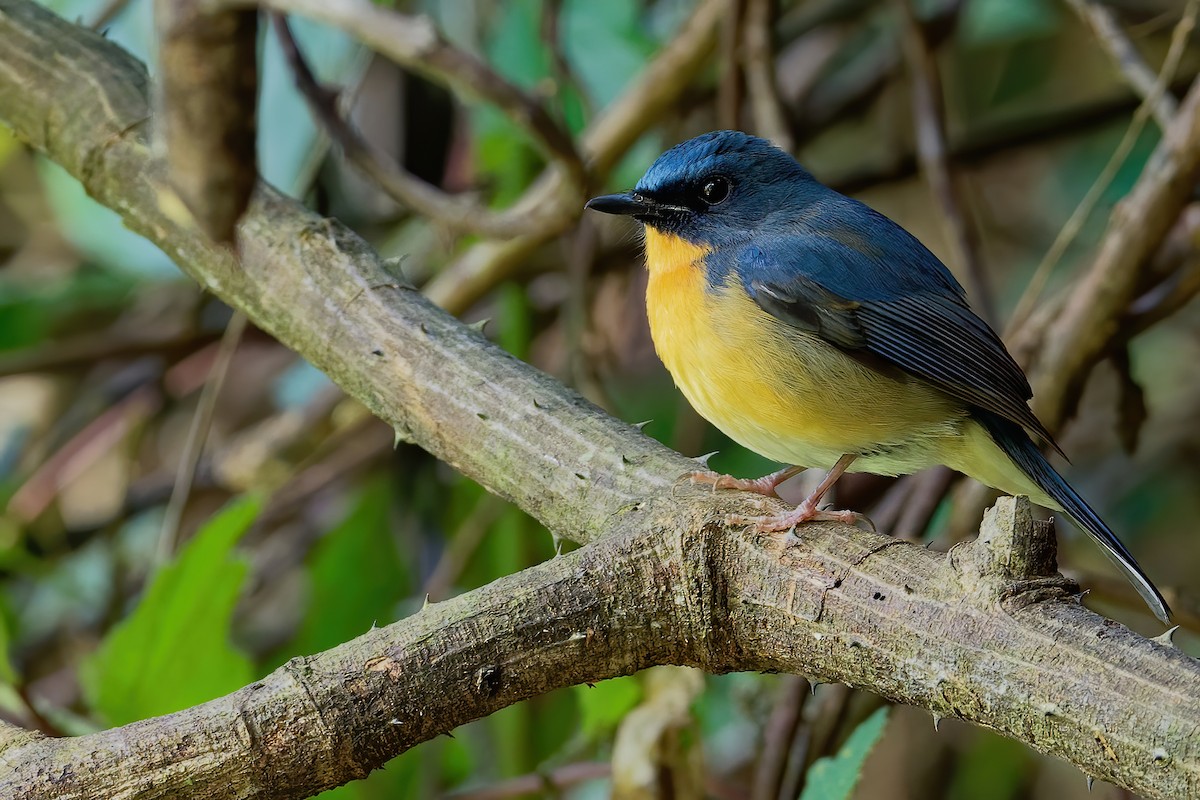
[
  {"xmin": 79, "ymin": 497, "xmax": 260, "ymax": 726},
  {"xmin": 799, "ymin": 706, "xmax": 890, "ymax": 800},
  {"xmin": 947, "ymin": 732, "xmax": 1031, "ymax": 800},
  {"xmin": 562, "ymin": 0, "xmax": 656, "ymax": 109},
  {"xmin": 0, "ymin": 265, "xmax": 140, "ymax": 351},
  {"xmin": 0, "ymin": 605, "xmax": 16, "ymax": 686},
  {"xmin": 960, "ymin": 0, "xmax": 1062, "ymax": 45},
  {"xmin": 285, "ymin": 477, "xmax": 409, "ymax": 661},
  {"xmin": 574, "ymin": 676, "xmax": 642, "ymax": 739}
]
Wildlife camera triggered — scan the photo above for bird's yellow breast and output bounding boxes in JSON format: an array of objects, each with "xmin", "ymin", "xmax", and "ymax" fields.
[{"xmin": 642, "ymin": 228, "xmax": 963, "ymax": 471}]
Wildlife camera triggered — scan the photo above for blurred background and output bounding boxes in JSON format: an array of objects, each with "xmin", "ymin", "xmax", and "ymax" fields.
[{"xmin": 1, "ymin": 0, "xmax": 1198, "ymax": 798}]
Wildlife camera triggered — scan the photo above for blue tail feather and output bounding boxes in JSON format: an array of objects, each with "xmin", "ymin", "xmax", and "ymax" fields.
[{"xmin": 976, "ymin": 410, "xmax": 1170, "ymax": 624}]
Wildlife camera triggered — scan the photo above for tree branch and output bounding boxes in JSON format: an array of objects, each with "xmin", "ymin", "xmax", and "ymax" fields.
[{"xmin": 0, "ymin": 3, "xmax": 1198, "ymax": 799}]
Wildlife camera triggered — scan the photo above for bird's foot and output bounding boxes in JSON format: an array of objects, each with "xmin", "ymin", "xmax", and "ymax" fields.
[
  {"xmin": 688, "ymin": 465, "xmax": 804, "ymax": 497},
  {"xmin": 729, "ymin": 501, "xmax": 876, "ymax": 545}
]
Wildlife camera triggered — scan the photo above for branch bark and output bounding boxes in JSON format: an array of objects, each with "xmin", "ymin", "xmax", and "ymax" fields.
[{"xmin": 0, "ymin": 2, "xmax": 1198, "ymax": 799}]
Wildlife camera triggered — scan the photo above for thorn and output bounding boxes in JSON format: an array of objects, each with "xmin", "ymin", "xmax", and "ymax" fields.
[
  {"xmin": 422, "ymin": 593, "xmax": 431, "ymax": 610},
  {"xmin": 809, "ymin": 681, "xmax": 822, "ymax": 696},
  {"xmin": 468, "ymin": 318, "xmax": 491, "ymax": 334},
  {"xmin": 932, "ymin": 712, "xmax": 942, "ymax": 732},
  {"xmin": 389, "ymin": 718, "xmax": 403, "ymax": 725},
  {"xmin": 445, "ymin": 731, "xmax": 455, "ymax": 740},
  {"xmin": 694, "ymin": 451, "xmax": 719, "ymax": 468},
  {"xmin": 382, "ymin": 254, "xmax": 409, "ymax": 278},
  {"xmin": 1072, "ymin": 588, "xmax": 1091, "ymax": 603},
  {"xmin": 1086, "ymin": 775, "xmax": 1094, "ymax": 792},
  {"xmin": 393, "ymin": 427, "xmax": 414, "ymax": 449},
  {"xmin": 368, "ymin": 620, "xmax": 378, "ymax": 631},
  {"xmin": 551, "ymin": 533, "xmax": 565, "ymax": 557},
  {"xmin": 633, "ymin": 420, "xmax": 653, "ymax": 431},
  {"xmin": 1151, "ymin": 626, "xmax": 1180, "ymax": 648}
]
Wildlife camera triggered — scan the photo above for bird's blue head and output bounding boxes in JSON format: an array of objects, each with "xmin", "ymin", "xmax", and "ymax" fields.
[{"xmin": 585, "ymin": 130, "xmax": 819, "ymax": 245}]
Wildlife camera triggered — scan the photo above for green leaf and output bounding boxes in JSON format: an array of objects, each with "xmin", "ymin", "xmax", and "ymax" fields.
[
  {"xmin": 961, "ymin": 0, "xmax": 1062, "ymax": 46},
  {"xmin": 0, "ymin": 607, "xmax": 16, "ymax": 686},
  {"xmin": 562, "ymin": 0, "xmax": 655, "ymax": 110},
  {"xmin": 80, "ymin": 497, "xmax": 260, "ymax": 725},
  {"xmin": 799, "ymin": 706, "xmax": 890, "ymax": 800},
  {"xmin": 947, "ymin": 732, "xmax": 1030, "ymax": 800},
  {"xmin": 574, "ymin": 676, "xmax": 641, "ymax": 738},
  {"xmin": 286, "ymin": 478, "xmax": 407, "ymax": 660}
]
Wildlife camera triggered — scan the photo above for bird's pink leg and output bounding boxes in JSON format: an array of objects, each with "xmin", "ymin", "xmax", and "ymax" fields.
[
  {"xmin": 729, "ymin": 454, "xmax": 873, "ymax": 542},
  {"xmin": 689, "ymin": 464, "xmax": 805, "ymax": 497}
]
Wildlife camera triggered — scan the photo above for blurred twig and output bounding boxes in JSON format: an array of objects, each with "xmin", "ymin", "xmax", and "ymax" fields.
[
  {"xmin": 89, "ymin": 0, "xmax": 133, "ymax": 29},
  {"xmin": 894, "ymin": 0, "xmax": 992, "ymax": 322},
  {"xmin": 442, "ymin": 762, "xmax": 611, "ymax": 800},
  {"xmin": 612, "ymin": 666, "xmax": 705, "ymax": 800},
  {"xmin": 270, "ymin": 13, "xmax": 547, "ymax": 240},
  {"xmin": 422, "ymin": 494, "xmax": 505, "ymax": 603},
  {"xmin": 1066, "ymin": 0, "xmax": 1178, "ymax": 129},
  {"xmin": 6, "ymin": 384, "xmax": 162, "ymax": 523},
  {"xmin": 719, "ymin": 0, "xmax": 747, "ymax": 131},
  {"xmin": 0, "ymin": 328, "xmax": 217, "ymax": 379},
  {"xmin": 1009, "ymin": 0, "xmax": 1197, "ymax": 331},
  {"xmin": 424, "ymin": 0, "xmax": 725, "ymax": 314},
  {"xmin": 155, "ymin": 0, "xmax": 258, "ymax": 242},
  {"xmin": 156, "ymin": 311, "xmax": 248, "ymax": 564},
  {"xmin": 1031, "ymin": 68, "xmax": 1200, "ymax": 428},
  {"xmin": 238, "ymin": 0, "xmax": 583, "ymax": 183},
  {"xmin": 743, "ymin": 0, "xmax": 793, "ymax": 150},
  {"xmin": 750, "ymin": 675, "xmax": 810, "ymax": 800}
]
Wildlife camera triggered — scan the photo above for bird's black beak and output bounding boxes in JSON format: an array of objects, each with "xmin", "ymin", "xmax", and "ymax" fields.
[{"xmin": 585, "ymin": 192, "xmax": 654, "ymax": 217}]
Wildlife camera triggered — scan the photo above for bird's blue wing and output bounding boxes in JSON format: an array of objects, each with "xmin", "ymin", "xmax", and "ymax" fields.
[{"xmin": 736, "ymin": 231, "xmax": 1060, "ymax": 451}]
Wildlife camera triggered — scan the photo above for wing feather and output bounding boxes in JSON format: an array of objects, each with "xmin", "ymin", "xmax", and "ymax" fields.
[{"xmin": 738, "ymin": 233, "xmax": 1061, "ymax": 453}]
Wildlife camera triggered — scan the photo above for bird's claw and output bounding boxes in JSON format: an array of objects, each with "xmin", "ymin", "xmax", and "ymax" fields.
[
  {"xmin": 688, "ymin": 467, "xmax": 800, "ymax": 497},
  {"xmin": 727, "ymin": 505, "xmax": 876, "ymax": 541}
]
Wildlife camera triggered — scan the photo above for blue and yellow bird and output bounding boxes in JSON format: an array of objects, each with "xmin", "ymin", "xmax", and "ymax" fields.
[{"xmin": 585, "ymin": 130, "xmax": 1169, "ymax": 624}]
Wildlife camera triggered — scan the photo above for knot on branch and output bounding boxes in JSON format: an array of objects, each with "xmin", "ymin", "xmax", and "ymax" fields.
[{"xmin": 946, "ymin": 497, "xmax": 1076, "ymax": 610}]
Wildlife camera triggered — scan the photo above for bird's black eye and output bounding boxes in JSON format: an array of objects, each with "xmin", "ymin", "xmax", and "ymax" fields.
[{"xmin": 698, "ymin": 176, "xmax": 731, "ymax": 206}]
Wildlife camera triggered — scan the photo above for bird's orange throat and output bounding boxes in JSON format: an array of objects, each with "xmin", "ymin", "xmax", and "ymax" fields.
[
  {"xmin": 643, "ymin": 228, "xmax": 711, "ymax": 280},
  {"xmin": 642, "ymin": 229, "xmax": 712, "ymax": 358}
]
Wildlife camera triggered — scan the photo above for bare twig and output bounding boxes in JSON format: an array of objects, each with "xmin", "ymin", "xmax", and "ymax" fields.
[
  {"xmin": 270, "ymin": 13, "xmax": 549, "ymax": 240},
  {"xmin": 1008, "ymin": 0, "xmax": 1197, "ymax": 331},
  {"xmin": 0, "ymin": 327, "xmax": 216, "ymax": 378},
  {"xmin": 719, "ymin": 0, "xmax": 747, "ymax": 131},
  {"xmin": 424, "ymin": 0, "xmax": 725, "ymax": 314},
  {"xmin": 156, "ymin": 311, "xmax": 248, "ymax": 564},
  {"xmin": 1066, "ymin": 0, "xmax": 1178, "ymax": 128},
  {"xmin": 228, "ymin": 0, "xmax": 582, "ymax": 183},
  {"xmin": 89, "ymin": 0, "xmax": 133, "ymax": 29},
  {"xmin": 750, "ymin": 675, "xmax": 810, "ymax": 800},
  {"xmin": 743, "ymin": 0, "xmax": 794, "ymax": 150},
  {"xmin": 155, "ymin": 0, "xmax": 257, "ymax": 242},
  {"xmin": 6, "ymin": 384, "xmax": 162, "ymax": 522},
  {"xmin": 1032, "ymin": 70, "xmax": 1200, "ymax": 427},
  {"xmin": 443, "ymin": 762, "xmax": 611, "ymax": 800},
  {"xmin": 894, "ymin": 0, "xmax": 992, "ymax": 321}
]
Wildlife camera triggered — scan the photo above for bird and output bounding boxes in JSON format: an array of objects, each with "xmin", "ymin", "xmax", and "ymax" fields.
[{"xmin": 585, "ymin": 129, "xmax": 1170, "ymax": 624}]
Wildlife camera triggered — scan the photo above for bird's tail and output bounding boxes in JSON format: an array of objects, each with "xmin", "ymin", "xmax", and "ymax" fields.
[{"xmin": 975, "ymin": 410, "xmax": 1170, "ymax": 624}]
